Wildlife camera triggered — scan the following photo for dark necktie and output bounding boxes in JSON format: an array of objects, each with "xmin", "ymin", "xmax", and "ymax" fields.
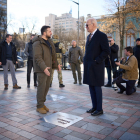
[{"xmin": 89, "ymin": 33, "xmax": 93, "ymax": 41}]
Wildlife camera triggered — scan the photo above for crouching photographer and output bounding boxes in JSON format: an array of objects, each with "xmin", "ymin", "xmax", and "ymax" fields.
[{"xmin": 115, "ymin": 46, "xmax": 138, "ymax": 95}]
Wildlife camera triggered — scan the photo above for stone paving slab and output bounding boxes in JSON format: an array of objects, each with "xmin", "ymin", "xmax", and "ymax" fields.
[{"xmin": 0, "ymin": 67, "xmax": 140, "ymax": 140}]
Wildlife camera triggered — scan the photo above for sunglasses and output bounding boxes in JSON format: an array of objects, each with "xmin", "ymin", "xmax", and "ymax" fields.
[
  {"xmin": 86, "ymin": 23, "xmax": 92, "ymax": 27},
  {"xmin": 86, "ymin": 24, "xmax": 89, "ymax": 27}
]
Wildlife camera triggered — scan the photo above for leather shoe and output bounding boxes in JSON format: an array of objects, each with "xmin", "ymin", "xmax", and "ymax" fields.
[
  {"xmin": 91, "ymin": 110, "xmax": 103, "ymax": 116},
  {"xmin": 34, "ymin": 83, "xmax": 38, "ymax": 87},
  {"xmin": 104, "ymin": 84, "xmax": 112, "ymax": 87},
  {"xmin": 117, "ymin": 89, "xmax": 125, "ymax": 94},
  {"xmin": 137, "ymin": 84, "xmax": 140, "ymax": 88},
  {"xmin": 87, "ymin": 108, "xmax": 96, "ymax": 113}
]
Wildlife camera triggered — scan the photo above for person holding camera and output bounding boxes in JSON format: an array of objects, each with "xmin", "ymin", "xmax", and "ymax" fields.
[
  {"xmin": 115, "ymin": 46, "xmax": 138, "ymax": 95},
  {"xmin": 133, "ymin": 38, "xmax": 140, "ymax": 88},
  {"xmin": 104, "ymin": 38, "xmax": 119, "ymax": 87}
]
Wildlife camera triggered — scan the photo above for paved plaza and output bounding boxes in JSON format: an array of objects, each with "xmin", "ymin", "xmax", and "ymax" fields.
[{"xmin": 0, "ymin": 67, "xmax": 140, "ymax": 140}]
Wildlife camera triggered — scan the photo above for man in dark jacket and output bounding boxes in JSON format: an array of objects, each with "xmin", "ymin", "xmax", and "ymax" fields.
[
  {"xmin": 133, "ymin": 38, "xmax": 140, "ymax": 87},
  {"xmin": 24, "ymin": 34, "xmax": 37, "ymax": 88},
  {"xmin": 0, "ymin": 34, "xmax": 21, "ymax": 90},
  {"xmin": 84, "ymin": 18, "xmax": 110, "ymax": 116},
  {"xmin": 33, "ymin": 26, "xmax": 61, "ymax": 114},
  {"xmin": 105, "ymin": 39, "xmax": 119, "ymax": 87},
  {"xmin": 68, "ymin": 40, "xmax": 83, "ymax": 85}
]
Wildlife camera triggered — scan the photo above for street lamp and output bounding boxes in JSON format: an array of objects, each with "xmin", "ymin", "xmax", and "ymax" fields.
[{"xmin": 70, "ymin": 0, "xmax": 79, "ymax": 46}]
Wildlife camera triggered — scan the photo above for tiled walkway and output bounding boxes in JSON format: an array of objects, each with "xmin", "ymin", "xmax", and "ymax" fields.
[{"xmin": 0, "ymin": 67, "xmax": 140, "ymax": 140}]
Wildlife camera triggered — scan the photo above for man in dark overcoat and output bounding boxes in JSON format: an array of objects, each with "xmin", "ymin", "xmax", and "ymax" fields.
[{"xmin": 83, "ymin": 18, "xmax": 110, "ymax": 116}]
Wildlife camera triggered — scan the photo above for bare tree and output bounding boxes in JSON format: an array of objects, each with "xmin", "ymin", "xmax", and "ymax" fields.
[{"xmin": 99, "ymin": 0, "xmax": 140, "ymax": 57}]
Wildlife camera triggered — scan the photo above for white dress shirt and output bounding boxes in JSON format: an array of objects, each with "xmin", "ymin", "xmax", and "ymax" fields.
[{"xmin": 90, "ymin": 28, "xmax": 97, "ymax": 39}]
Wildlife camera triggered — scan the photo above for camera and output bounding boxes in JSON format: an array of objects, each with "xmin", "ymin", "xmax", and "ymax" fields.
[{"xmin": 114, "ymin": 58, "xmax": 119, "ymax": 62}]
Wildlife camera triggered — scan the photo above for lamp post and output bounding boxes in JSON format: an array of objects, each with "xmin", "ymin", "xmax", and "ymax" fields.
[{"xmin": 71, "ymin": 0, "xmax": 79, "ymax": 46}]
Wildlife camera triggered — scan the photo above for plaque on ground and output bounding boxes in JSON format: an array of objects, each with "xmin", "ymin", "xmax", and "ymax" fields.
[
  {"xmin": 43, "ymin": 112, "xmax": 83, "ymax": 128},
  {"xmin": 47, "ymin": 94, "xmax": 65, "ymax": 101}
]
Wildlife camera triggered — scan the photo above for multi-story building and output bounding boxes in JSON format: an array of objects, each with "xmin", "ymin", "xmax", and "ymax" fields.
[
  {"xmin": 45, "ymin": 13, "xmax": 79, "ymax": 34},
  {"xmin": 0, "ymin": 0, "xmax": 7, "ymax": 40}
]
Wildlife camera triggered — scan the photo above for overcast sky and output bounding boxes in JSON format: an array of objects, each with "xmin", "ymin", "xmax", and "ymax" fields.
[{"xmin": 7, "ymin": 0, "xmax": 106, "ymax": 34}]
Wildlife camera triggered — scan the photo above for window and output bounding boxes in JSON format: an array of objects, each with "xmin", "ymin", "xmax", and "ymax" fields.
[{"xmin": 126, "ymin": 29, "xmax": 135, "ymax": 47}]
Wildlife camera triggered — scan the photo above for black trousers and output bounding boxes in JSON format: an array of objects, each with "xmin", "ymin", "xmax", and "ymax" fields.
[
  {"xmin": 116, "ymin": 76, "xmax": 136, "ymax": 95},
  {"xmin": 27, "ymin": 59, "xmax": 37, "ymax": 85},
  {"xmin": 89, "ymin": 86, "xmax": 102, "ymax": 111},
  {"xmin": 138, "ymin": 65, "xmax": 140, "ymax": 85}
]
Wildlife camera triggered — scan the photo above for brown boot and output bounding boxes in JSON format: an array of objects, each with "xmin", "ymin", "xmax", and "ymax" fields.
[
  {"xmin": 44, "ymin": 105, "xmax": 49, "ymax": 112},
  {"xmin": 13, "ymin": 84, "xmax": 21, "ymax": 89},
  {"xmin": 36, "ymin": 107, "xmax": 47, "ymax": 114},
  {"xmin": 4, "ymin": 84, "xmax": 8, "ymax": 90}
]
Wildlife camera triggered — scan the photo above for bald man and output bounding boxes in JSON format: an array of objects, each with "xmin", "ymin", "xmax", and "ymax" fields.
[{"xmin": 83, "ymin": 18, "xmax": 110, "ymax": 116}]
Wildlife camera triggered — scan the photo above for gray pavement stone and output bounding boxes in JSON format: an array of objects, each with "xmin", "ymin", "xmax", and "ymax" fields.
[
  {"xmin": 31, "ymin": 136, "xmax": 46, "ymax": 140},
  {"xmin": 64, "ymin": 135, "xmax": 83, "ymax": 140},
  {"xmin": 17, "ymin": 130, "xmax": 36, "ymax": 139},
  {"xmin": 0, "ymin": 121, "xmax": 8, "ymax": 127},
  {"xmin": 133, "ymin": 121, "xmax": 140, "ymax": 128},
  {"xmin": 131, "ymin": 126, "xmax": 140, "ymax": 132},
  {"xmin": 70, "ymin": 131, "xmax": 91, "ymax": 140},
  {"xmin": 72, "ymin": 120, "xmax": 88, "ymax": 128},
  {"xmin": 120, "ymin": 132, "xmax": 140, "ymax": 140},
  {"xmin": 5, "ymin": 125, "xmax": 21, "ymax": 133},
  {"xmin": 82, "ymin": 123, "xmax": 105, "ymax": 133},
  {"xmin": 54, "ymin": 132, "xmax": 67, "ymax": 138},
  {"xmin": 104, "ymin": 136, "xmax": 117, "ymax": 140},
  {"xmin": 71, "ymin": 108, "xmax": 86, "ymax": 114},
  {"xmin": 39, "ymin": 122, "xmax": 56, "ymax": 129},
  {"xmin": 95, "ymin": 118, "xmax": 112, "ymax": 124},
  {"xmin": 126, "ymin": 110, "xmax": 137, "ymax": 114},
  {"xmin": 33, "ymin": 125, "xmax": 50, "ymax": 131},
  {"xmin": 89, "ymin": 137, "xmax": 101, "ymax": 140},
  {"xmin": 9, "ymin": 117, "xmax": 23, "ymax": 122},
  {"xmin": 0, "ymin": 134, "xmax": 4, "ymax": 139},
  {"xmin": 61, "ymin": 129, "xmax": 73, "ymax": 134},
  {"xmin": 117, "ymin": 127, "xmax": 128, "ymax": 132},
  {"xmin": 111, "ymin": 122, "xmax": 121, "ymax": 126},
  {"xmin": 1, "ymin": 137, "xmax": 11, "ymax": 140},
  {"xmin": 112, "ymin": 108, "xmax": 128, "ymax": 113},
  {"xmin": 114, "ymin": 117, "xmax": 127, "ymax": 123},
  {"xmin": 98, "ymin": 114, "xmax": 118, "ymax": 121},
  {"xmin": 99, "ymin": 127, "xmax": 114, "ymax": 135},
  {"xmin": 121, "ymin": 104, "xmax": 135, "ymax": 107}
]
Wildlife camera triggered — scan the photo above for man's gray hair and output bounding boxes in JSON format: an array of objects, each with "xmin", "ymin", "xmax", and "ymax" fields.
[
  {"xmin": 72, "ymin": 40, "xmax": 76, "ymax": 43},
  {"xmin": 88, "ymin": 18, "xmax": 98, "ymax": 27}
]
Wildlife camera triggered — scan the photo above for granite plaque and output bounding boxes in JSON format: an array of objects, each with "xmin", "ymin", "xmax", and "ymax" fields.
[{"xmin": 43, "ymin": 112, "xmax": 83, "ymax": 128}]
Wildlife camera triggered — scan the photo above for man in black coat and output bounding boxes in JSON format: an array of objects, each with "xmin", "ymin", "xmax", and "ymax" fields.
[
  {"xmin": 133, "ymin": 38, "xmax": 140, "ymax": 87},
  {"xmin": 105, "ymin": 39, "xmax": 119, "ymax": 87},
  {"xmin": 83, "ymin": 18, "xmax": 110, "ymax": 116},
  {"xmin": 0, "ymin": 34, "xmax": 21, "ymax": 90},
  {"xmin": 24, "ymin": 34, "xmax": 37, "ymax": 88}
]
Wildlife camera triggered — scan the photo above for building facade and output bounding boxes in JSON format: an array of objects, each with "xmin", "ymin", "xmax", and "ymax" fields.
[
  {"xmin": 0, "ymin": 0, "xmax": 7, "ymax": 40},
  {"xmin": 45, "ymin": 13, "xmax": 81, "ymax": 34}
]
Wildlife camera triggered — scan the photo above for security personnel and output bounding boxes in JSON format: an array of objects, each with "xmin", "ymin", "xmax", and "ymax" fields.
[{"xmin": 50, "ymin": 35, "xmax": 66, "ymax": 88}]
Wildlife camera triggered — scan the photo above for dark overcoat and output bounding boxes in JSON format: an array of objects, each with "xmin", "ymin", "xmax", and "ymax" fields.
[
  {"xmin": 83, "ymin": 29, "xmax": 110, "ymax": 86},
  {"xmin": 0, "ymin": 41, "xmax": 17, "ymax": 65}
]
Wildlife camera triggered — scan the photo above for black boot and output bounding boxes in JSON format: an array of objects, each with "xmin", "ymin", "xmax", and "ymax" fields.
[
  {"xmin": 117, "ymin": 89, "xmax": 125, "ymax": 94},
  {"xmin": 59, "ymin": 83, "xmax": 65, "ymax": 88}
]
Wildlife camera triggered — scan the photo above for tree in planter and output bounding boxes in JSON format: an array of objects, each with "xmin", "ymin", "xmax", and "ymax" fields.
[{"xmin": 98, "ymin": 0, "xmax": 140, "ymax": 57}]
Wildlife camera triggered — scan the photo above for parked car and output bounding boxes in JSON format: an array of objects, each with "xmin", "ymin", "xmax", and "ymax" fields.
[{"xmin": 0, "ymin": 56, "xmax": 25, "ymax": 70}]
